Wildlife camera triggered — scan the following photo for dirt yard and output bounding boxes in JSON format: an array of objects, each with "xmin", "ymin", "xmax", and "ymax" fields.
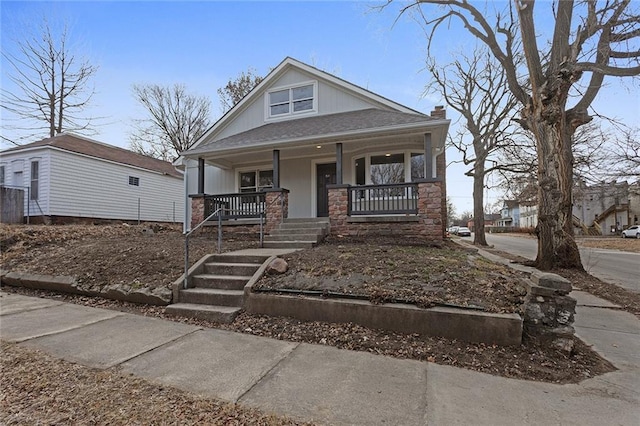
[
  {"xmin": 257, "ymin": 236, "xmax": 527, "ymax": 313},
  {"xmin": 577, "ymin": 237, "xmax": 640, "ymax": 253},
  {"xmin": 1, "ymin": 223, "xmax": 631, "ymax": 385}
]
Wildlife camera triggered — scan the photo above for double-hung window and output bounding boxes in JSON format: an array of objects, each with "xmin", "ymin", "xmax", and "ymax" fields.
[
  {"xmin": 268, "ymin": 83, "xmax": 315, "ymax": 118},
  {"xmin": 239, "ymin": 170, "xmax": 273, "ymax": 193}
]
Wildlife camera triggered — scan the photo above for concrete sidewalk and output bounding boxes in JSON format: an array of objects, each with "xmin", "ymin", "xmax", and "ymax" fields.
[{"xmin": 1, "ymin": 290, "xmax": 638, "ymax": 425}]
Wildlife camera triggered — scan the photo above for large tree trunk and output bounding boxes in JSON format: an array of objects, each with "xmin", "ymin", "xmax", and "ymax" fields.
[
  {"xmin": 533, "ymin": 120, "xmax": 583, "ymax": 270},
  {"xmin": 472, "ymin": 162, "xmax": 488, "ymax": 246}
]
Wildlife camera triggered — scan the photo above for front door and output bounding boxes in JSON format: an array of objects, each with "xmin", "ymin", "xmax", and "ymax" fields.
[{"xmin": 316, "ymin": 162, "xmax": 336, "ymax": 217}]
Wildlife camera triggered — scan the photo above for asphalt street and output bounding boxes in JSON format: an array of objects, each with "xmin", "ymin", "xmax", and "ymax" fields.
[{"xmin": 481, "ymin": 234, "xmax": 639, "ymax": 293}]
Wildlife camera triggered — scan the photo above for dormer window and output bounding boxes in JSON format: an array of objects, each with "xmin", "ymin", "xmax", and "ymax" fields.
[{"xmin": 267, "ymin": 82, "xmax": 316, "ymax": 119}]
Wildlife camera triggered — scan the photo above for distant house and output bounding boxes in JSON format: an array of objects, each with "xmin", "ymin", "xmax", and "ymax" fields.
[
  {"xmin": 496, "ymin": 200, "xmax": 520, "ymax": 228},
  {"xmin": 519, "ymin": 201, "xmax": 538, "ymax": 228},
  {"xmin": 0, "ymin": 134, "xmax": 183, "ymax": 224},
  {"xmin": 177, "ymin": 57, "xmax": 450, "ymax": 242},
  {"xmin": 573, "ymin": 180, "xmax": 639, "ymax": 235}
]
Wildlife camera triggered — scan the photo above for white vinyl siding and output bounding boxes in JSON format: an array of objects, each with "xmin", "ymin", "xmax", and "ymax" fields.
[
  {"xmin": 1, "ymin": 150, "xmax": 51, "ymax": 217},
  {"xmin": 48, "ymin": 150, "xmax": 183, "ymax": 222}
]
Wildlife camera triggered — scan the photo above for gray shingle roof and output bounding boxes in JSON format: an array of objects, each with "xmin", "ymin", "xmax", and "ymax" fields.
[
  {"xmin": 1, "ymin": 134, "xmax": 181, "ymax": 178},
  {"xmin": 185, "ymin": 108, "xmax": 438, "ymax": 155}
]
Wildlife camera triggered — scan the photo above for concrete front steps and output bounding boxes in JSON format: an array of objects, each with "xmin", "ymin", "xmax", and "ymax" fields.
[
  {"xmin": 166, "ymin": 254, "xmax": 269, "ymax": 323},
  {"xmin": 263, "ymin": 218, "xmax": 329, "ymax": 249}
]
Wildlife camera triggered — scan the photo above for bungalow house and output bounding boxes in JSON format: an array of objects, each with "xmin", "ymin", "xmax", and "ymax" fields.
[
  {"xmin": 0, "ymin": 134, "xmax": 183, "ymax": 224},
  {"xmin": 177, "ymin": 57, "xmax": 450, "ymax": 244}
]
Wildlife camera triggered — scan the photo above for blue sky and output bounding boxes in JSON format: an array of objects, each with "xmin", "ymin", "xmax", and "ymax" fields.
[{"xmin": 2, "ymin": 1, "xmax": 638, "ymax": 215}]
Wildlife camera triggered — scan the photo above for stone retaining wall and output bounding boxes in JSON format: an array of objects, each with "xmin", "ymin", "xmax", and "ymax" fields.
[
  {"xmin": 522, "ymin": 271, "xmax": 577, "ymax": 352},
  {"xmin": 1, "ymin": 270, "xmax": 172, "ymax": 306}
]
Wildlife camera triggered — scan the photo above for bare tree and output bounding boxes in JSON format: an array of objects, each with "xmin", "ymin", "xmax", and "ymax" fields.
[
  {"xmin": 130, "ymin": 84, "xmax": 211, "ymax": 161},
  {"xmin": 608, "ymin": 126, "xmax": 640, "ymax": 178},
  {"xmin": 1, "ymin": 18, "xmax": 98, "ymax": 145},
  {"xmin": 217, "ymin": 68, "xmax": 263, "ymax": 113},
  {"xmin": 400, "ymin": 0, "xmax": 640, "ymax": 270},
  {"xmin": 427, "ymin": 48, "xmax": 533, "ymax": 246},
  {"xmin": 446, "ymin": 196, "xmax": 457, "ymax": 227}
]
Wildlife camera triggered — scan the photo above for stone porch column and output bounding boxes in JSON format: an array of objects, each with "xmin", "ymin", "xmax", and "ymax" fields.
[
  {"xmin": 189, "ymin": 194, "xmax": 206, "ymax": 229},
  {"xmin": 265, "ymin": 188, "xmax": 289, "ymax": 233},
  {"xmin": 417, "ymin": 181, "xmax": 443, "ymax": 241},
  {"xmin": 328, "ymin": 184, "xmax": 349, "ymax": 236}
]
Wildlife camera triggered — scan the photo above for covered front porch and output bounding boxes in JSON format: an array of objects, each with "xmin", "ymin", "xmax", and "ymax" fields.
[{"xmin": 184, "ymin": 108, "xmax": 448, "ymax": 242}]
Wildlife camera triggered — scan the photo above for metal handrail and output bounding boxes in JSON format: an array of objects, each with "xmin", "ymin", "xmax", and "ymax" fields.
[
  {"xmin": 183, "ymin": 204, "xmax": 273, "ymax": 289},
  {"xmin": 184, "ymin": 208, "xmax": 223, "ymax": 289}
]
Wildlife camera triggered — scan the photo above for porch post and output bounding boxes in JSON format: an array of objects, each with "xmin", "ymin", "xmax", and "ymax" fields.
[
  {"xmin": 197, "ymin": 157, "xmax": 205, "ymax": 194},
  {"xmin": 336, "ymin": 143, "xmax": 343, "ymax": 185},
  {"xmin": 273, "ymin": 149, "xmax": 280, "ymax": 189},
  {"xmin": 424, "ymin": 134, "xmax": 433, "ymax": 180}
]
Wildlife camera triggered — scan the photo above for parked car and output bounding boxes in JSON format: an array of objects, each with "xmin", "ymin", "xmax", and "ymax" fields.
[
  {"xmin": 456, "ymin": 226, "xmax": 472, "ymax": 237},
  {"xmin": 449, "ymin": 226, "xmax": 460, "ymax": 235},
  {"xmin": 621, "ymin": 225, "xmax": 640, "ymax": 239}
]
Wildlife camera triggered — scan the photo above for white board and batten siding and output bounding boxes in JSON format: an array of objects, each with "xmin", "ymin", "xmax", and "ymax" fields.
[
  {"xmin": 48, "ymin": 149, "xmax": 184, "ymax": 223},
  {"xmin": 213, "ymin": 69, "xmax": 383, "ymax": 142}
]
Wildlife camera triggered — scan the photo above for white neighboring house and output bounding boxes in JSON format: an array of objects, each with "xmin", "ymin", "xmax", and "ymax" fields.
[{"xmin": 0, "ymin": 133, "xmax": 184, "ymax": 224}]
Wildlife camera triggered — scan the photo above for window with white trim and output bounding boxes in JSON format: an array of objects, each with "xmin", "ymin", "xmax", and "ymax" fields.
[
  {"xmin": 268, "ymin": 83, "xmax": 315, "ymax": 118},
  {"xmin": 30, "ymin": 161, "xmax": 39, "ymax": 200},
  {"xmin": 239, "ymin": 170, "xmax": 273, "ymax": 193},
  {"xmin": 355, "ymin": 151, "xmax": 428, "ymax": 185},
  {"xmin": 0, "ymin": 166, "xmax": 5, "ymax": 186}
]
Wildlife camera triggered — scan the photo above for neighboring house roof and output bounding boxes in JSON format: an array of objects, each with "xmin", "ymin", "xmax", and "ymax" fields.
[
  {"xmin": 186, "ymin": 108, "xmax": 437, "ymax": 156},
  {"xmin": 1, "ymin": 134, "xmax": 181, "ymax": 178}
]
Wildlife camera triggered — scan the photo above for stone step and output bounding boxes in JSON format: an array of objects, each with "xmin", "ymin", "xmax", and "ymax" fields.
[
  {"xmin": 204, "ymin": 262, "xmax": 261, "ymax": 276},
  {"xmin": 208, "ymin": 254, "xmax": 269, "ymax": 264},
  {"xmin": 263, "ymin": 240, "xmax": 316, "ymax": 249},
  {"xmin": 264, "ymin": 233, "xmax": 321, "ymax": 242},
  {"xmin": 179, "ymin": 288, "xmax": 244, "ymax": 306},
  {"xmin": 283, "ymin": 218, "xmax": 329, "ymax": 223},
  {"xmin": 165, "ymin": 303, "xmax": 241, "ymax": 324},
  {"xmin": 192, "ymin": 274, "xmax": 252, "ymax": 290},
  {"xmin": 271, "ymin": 227, "xmax": 325, "ymax": 235},
  {"xmin": 277, "ymin": 222, "xmax": 330, "ymax": 230}
]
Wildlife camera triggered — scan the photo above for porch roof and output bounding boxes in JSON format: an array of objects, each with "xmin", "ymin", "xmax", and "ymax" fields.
[{"xmin": 182, "ymin": 108, "xmax": 447, "ymax": 158}]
